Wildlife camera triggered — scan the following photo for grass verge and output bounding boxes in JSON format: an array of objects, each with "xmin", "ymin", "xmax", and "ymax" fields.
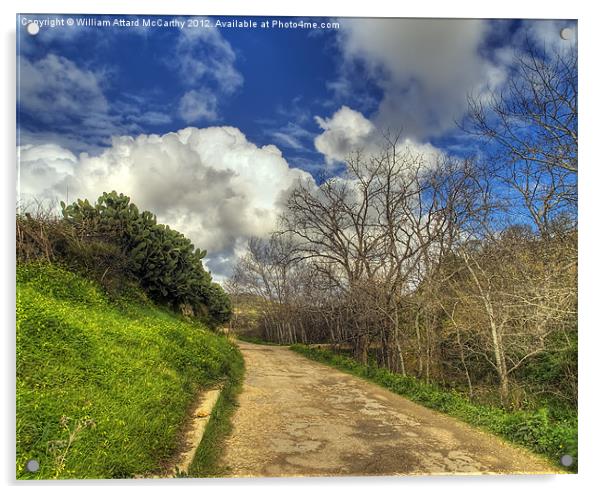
[
  {"xmin": 290, "ymin": 344, "xmax": 577, "ymax": 472},
  {"xmin": 185, "ymin": 350, "xmax": 244, "ymax": 477},
  {"xmin": 16, "ymin": 261, "xmax": 241, "ymax": 479}
]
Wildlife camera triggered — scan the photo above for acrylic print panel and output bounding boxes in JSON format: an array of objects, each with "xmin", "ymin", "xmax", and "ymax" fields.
[{"xmin": 16, "ymin": 14, "xmax": 577, "ymax": 479}]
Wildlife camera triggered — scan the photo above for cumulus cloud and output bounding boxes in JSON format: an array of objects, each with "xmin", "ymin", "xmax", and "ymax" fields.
[
  {"xmin": 314, "ymin": 106, "xmax": 376, "ymax": 164},
  {"xmin": 333, "ymin": 18, "xmax": 504, "ymax": 140},
  {"xmin": 17, "ymin": 143, "xmax": 77, "ymax": 201},
  {"xmin": 330, "ymin": 18, "xmax": 577, "ymax": 144},
  {"xmin": 18, "ymin": 127, "xmax": 312, "ymax": 279},
  {"xmin": 314, "ymin": 105, "xmax": 444, "ymax": 168}
]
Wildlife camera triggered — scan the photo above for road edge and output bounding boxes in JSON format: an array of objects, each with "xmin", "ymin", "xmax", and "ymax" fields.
[
  {"xmin": 290, "ymin": 343, "xmax": 572, "ymax": 474},
  {"xmin": 185, "ymin": 343, "xmax": 245, "ymax": 478}
]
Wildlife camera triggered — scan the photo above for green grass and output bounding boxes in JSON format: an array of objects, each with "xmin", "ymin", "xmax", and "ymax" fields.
[
  {"xmin": 186, "ymin": 352, "xmax": 244, "ymax": 477},
  {"xmin": 16, "ymin": 261, "xmax": 242, "ymax": 479},
  {"xmin": 291, "ymin": 344, "xmax": 577, "ymax": 472}
]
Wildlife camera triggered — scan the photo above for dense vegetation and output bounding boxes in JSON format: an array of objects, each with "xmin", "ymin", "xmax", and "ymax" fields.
[
  {"xmin": 16, "ymin": 262, "xmax": 242, "ymax": 479},
  {"xmin": 18, "ymin": 191, "xmax": 231, "ymax": 326},
  {"xmin": 292, "ymin": 344, "xmax": 577, "ymax": 471}
]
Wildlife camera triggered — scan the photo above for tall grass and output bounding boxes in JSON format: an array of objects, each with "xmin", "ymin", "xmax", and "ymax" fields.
[{"xmin": 16, "ymin": 261, "xmax": 242, "ymax": 479}]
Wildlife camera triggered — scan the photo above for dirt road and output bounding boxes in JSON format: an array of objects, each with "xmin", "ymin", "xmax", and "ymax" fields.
[{"xmin": 220, "ymin": 342, "xmax": 561, "ymax": 477}]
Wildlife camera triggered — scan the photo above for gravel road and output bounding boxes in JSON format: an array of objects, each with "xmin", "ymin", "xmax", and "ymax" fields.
[{"xmin": 220, "ymin": 342, "xmax": 561, "ymax": 477}]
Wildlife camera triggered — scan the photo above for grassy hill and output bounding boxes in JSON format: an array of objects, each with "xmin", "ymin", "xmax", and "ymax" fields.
[{"xmin": 16, "ymin": 261, "xmax": 243, "ymax": 479}]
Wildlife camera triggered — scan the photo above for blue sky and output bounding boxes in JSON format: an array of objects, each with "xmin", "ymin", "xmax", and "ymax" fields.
[
  {"xmin": 18, "ymin": 15, "xmax": 349, "ymax": 164},
  {"xmin": 16, "ymin": 15, "xmax": 577, "ymax": 278}
]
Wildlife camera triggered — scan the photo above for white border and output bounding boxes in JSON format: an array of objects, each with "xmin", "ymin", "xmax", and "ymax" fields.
[
  {"xmin": 4, "ymin": 0, "xmax": 582, "ymax": 18},
  {"xmin": 2, "ymin": 2, "xmax": 599, "ymax": 494}
]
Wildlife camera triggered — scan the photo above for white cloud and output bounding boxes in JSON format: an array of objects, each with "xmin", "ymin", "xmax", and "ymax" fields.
[
  {"xmin": 166, "ymin": 18, "xmax": 243, "ymax": 124},
  {"xmin": 17, "ymin": 144, "xmax": 77, "ymax": 203},
  {"xmin": 331, "ymin": 18, "xmax": 577, "ymax": 143},
  {"xmin": 18, "ymin": 54, "xmax": 108, "ymax": 122},
  {"xmin": 131, "ymin": 111, "xmax": 172, "ymax": 126},
  {"xmin": 269, "ymin": 121, "xmax": 315, "ymax": 151},
  {"xmin": 17, "ymin": 54, "xmax": 170, "ymax": 148},
  {"xmin": 333, "ymin": 18, "xmax": 503, "ymax": 140},
  {"xmin": 172, "ymin": 20, "xmax": 243, "ymax": 122},
  {"xmin": 314, "ymin": 106, "xmax": 376, "ymax": 164},
  {"xmin": 271, "ymin": 132, "xmax": 304, "ymax": 151},
  {"xmin": 175, "ymin": 24, "xmax": 243, "ymax": 93},
  {"xmin": 18, "ymin": 127, "xmax": 313, "ymax": 279},
  {"xmin": 314, "ymin": 105, "xmax": 444, "ymax": 169},
  {"xmin": 178, "ymin": 90, "xmax": 218, "ymax": 122},
  {"xmin": 315, "ymin": 19, "xmax": 575, "ymax": 166},
  {"xmin": 18, "ymin": 21, "xmax": 244, "ymax": 143}
]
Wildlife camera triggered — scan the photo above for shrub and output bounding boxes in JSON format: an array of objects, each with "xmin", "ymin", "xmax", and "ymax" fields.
[
  {"xmin": 61, "ymin": 192, "xmax": 211, "ymax": 306},
  {"xmin": 18, "ymin": 193, "xmax": 232, "ymax": 326}
]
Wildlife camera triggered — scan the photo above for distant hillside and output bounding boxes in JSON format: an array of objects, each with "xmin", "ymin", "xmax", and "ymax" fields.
[{"xmin": 227, "ymin": 292, "xmax": 264, "ymax": 337}]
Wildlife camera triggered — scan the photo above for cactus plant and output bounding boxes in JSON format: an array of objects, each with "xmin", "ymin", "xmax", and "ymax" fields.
[{"xmin": 61, "ymin": 191, "xmax": 231, "ymax": 324}]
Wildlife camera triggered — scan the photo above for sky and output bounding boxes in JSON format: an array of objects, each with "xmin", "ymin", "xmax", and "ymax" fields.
[{"xmin": 16, "ymin": 14, "xmax": 577, "ymax": 279}]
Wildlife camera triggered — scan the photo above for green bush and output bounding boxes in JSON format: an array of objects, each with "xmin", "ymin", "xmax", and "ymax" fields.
[
  {"xmin": 291, "ymin": 344, "xmax": 577, "ymax": 472},
  {"xmin": 16, "ymin": 262, "xmax": 242, "ymax": 479},
  {"xmin": 205, "ymin": 282, "xmax": 233, "ymax": 326},
  {"xmin": 60, "ymin": 191, "xmax": 231, "ymax": 325}
]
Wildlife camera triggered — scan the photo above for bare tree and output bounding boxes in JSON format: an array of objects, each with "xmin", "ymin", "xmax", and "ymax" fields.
[
  {"xmin": 464, "ymin": 44, "xmax": 577, "ymax": 237},
  {"xmin": 227, "ymin": 43, "xmax": 577, "ymax": 409}
]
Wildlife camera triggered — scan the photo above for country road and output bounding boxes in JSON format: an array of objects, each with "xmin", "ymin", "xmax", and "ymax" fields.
[{"xmin": 220, "ymin": 342, "xmax": 561, "ymax": 477}]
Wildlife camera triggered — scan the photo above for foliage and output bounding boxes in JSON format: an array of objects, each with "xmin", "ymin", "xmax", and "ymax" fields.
[
  {"xmin": 291, "ymin": 344, "xmax": 577, "ymax": 472},
  {"xmin": 59, "ymin": 191, "xmax": 230, "ymax": 324},
  {"xmin": 16, "ymin": 262, "xmax": 242, "ymax": 479},
  {"xmin": 205, "ymin": 282, "xmax": 233, "ymax": 326},
  {"xmin": 18, "ymin": 193, "xmax": 232, "ymax": 326}
]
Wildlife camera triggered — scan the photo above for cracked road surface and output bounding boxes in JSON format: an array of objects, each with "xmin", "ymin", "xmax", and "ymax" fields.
[{"xmin": 220, "ymin": 342, "xmax": 561, "ymax": 477}]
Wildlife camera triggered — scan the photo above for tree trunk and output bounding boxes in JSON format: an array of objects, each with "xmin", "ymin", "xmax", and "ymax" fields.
[
  {"xmin": 462, "ymin": 252, "xmax": 510, "ymax": 406},
  {"xmin": 415, "ymin": 309, "xmax": 424, "ymax": 378},
  {"xmin": 356, "ymin": 333, "xmax": 369, "ymax": 365},
  {"xmin": 454, "ymin": 324, "xmax": 473, "ymax": 399},
  {"xmin": 393, "ymin": 311, "xmax": 407, "ymax": 377}
]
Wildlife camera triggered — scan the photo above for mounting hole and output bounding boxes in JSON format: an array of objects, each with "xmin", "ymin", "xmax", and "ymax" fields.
[
  {"xmin": 26, "ymin": 459, "xmax": 40, "ymax": 472},
  {"xmin": 560, "ymin": 27, "xmax": 574, "ymax": 41},
  {"xmin": 560, "ymin": 454, "xmax": 574, "ymax": 467},
  {"xmin": 26, "ymin": 22, "xmax": 40, "ymax": 36}
]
